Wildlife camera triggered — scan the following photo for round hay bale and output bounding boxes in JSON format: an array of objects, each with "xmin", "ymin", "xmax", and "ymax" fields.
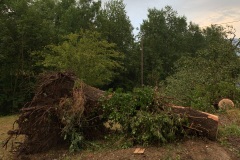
[{"xmin": 218, "ymin": 98, "xmax": 234, "ymax": 110}]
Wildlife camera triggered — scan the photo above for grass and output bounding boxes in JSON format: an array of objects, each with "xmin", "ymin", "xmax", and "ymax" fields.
[
  {"xmin": 218, "ymin": 108, "xmax": 240, "ymax": 137},
  {"xmin": 219, "ymin": 124, "xmax": 240, "ymax": 137},
  {"xmin": 0, "ymin": 115, "xmax": 22, "ymax": 160},
  {"xmin": 225, "ymin": 109, "xmax": 240, "ymax": 124},
  {"xmin": 218, "ymin": 108, "xmax": 240, "ymax": 158},
  {"xmin": 0, "ymin": 115, "xmax": 19, "ymax": 144}
]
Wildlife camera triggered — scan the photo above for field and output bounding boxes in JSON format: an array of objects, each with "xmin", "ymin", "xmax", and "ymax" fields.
[{"xmin": 1, "ymin": 109, "xmax": 240, "ymax": 160}]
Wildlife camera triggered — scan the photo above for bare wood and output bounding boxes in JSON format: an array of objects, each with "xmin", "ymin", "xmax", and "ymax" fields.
[{"xmin": 134, "ymin": 148, "xmax": 145, "ymax": 154}]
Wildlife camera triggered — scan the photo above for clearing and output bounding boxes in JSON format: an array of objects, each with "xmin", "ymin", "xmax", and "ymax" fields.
[{"xmin": 1, "ymin": 109, "xmax": 240, "ymax": 160}]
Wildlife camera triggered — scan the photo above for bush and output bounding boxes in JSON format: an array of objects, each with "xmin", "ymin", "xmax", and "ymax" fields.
[
  {"xmin": 130, "ymin": 111, "xmax": 186, "ymax": 145},
  {"xmin": 101, "ymin": 87, "xmax": 188, "ymax": 145}
]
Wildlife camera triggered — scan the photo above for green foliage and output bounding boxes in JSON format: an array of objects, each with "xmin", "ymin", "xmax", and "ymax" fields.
[
  {"xmin": 1, "ymin": 0, "xmax": 239, "ymax": 124},
  {"xmin": 164, "ymin": 26, "xmax": 240, "ymax": 112},
  {"xmin": 97, "ymin": 0, "xmax": 135, "ymax": 89},
  {"xmin": 184, "ymin": 22, "xmax": 206, "ymax": 56},
  {"xmin": 35, "ymin": 30, "xmax": 124, "ymax": 87},
  {"xmin": 98, "ymin": 0, "xmax": 134, "ymax": 54},
  {"xmin": 64, "ymin": 128, "xmax": 84, "ymax": 153},
  {"xmin": 0, "ymin": 0, "xmax": 54, "ymax": 114},
  {"xmin": 101, "ymin": 87, "xmax": 187, "ymax": 145},
  {"xmin": 139, "ymin": 6, "xmax": 189, "ymax": 84},
  {"xmin": 55, "ymin": 0, "xmax": 101, "ymax": 34},
  {"xmin": 0, "ymin": 0, "xmax": 103, "ymax": 114},
  {"xmin": 102, "ymin": 87, "xmax": 154, "ymax": 126},
  {"xmin": 60, "ymin": 98, "xmax": 85, "ymax": 152},
  {"xmin": 130, "ymin": 111, "xmax": 186, "ymax": 145}
]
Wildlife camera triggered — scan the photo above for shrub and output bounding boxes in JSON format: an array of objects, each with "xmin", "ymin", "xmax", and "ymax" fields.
[{"xmin": 101, "ymin": 87, "xmax": 188, "ymax": 145}]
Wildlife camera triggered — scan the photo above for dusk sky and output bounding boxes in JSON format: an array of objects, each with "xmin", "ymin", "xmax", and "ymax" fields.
[{"xmin": 103, "ymin": 0, "xmax": 240, "ymax": 38}]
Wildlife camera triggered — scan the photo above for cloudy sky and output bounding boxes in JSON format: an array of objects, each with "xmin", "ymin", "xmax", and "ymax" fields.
[{"xmin": 104, "ymin": 0, "xmax": 240, "ymax": 38}]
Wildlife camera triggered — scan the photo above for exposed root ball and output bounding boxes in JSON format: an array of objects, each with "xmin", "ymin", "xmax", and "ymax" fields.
[{"xmin": 4, "ymin": 72, "xmax": 105, "ymax": 155}]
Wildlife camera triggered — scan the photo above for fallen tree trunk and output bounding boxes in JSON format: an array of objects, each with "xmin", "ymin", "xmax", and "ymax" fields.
[{"xmin": 171, "ymin": 106, "xmax": 219, "ymax": 140}]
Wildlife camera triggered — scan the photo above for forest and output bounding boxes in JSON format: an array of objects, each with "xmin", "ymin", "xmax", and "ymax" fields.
[{"xmin": 1, "ymin": 0, "xmax": 240, "ymax": 115}]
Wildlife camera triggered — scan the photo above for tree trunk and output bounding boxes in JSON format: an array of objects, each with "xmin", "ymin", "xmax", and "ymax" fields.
[{"xmin": 171, "ymin": 106, "xmax": 219, "ymax": 140}]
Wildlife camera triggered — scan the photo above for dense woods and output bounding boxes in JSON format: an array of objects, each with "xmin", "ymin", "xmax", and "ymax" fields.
[{"xmin": 1, "ymin": 0, "xmax": 240, "ymax": 115}]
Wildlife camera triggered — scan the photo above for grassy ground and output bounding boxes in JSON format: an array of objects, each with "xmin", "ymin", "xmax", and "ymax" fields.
[
  {"xmin": 217, "ymin": 109, "xmax": 240, "ymax": 157},
  {"xmin": 0, "ymin": 115, "xmax": 20, "ymax": 160},
  {"xmin": 1, "ymin": 109, "xmax": 240, "ymax": 160}
]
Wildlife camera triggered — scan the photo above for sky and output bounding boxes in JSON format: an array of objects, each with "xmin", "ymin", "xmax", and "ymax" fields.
[{"xmin": 103, "ymin": 0, "xmax": 240, "ymax": 38}]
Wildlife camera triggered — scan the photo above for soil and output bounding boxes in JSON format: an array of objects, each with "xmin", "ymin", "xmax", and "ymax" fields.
[
  {"xmin": 20, "ymin": 137, "xmax": 237, "ymax": 160},
  {"xmin": 78, "ymin": 139, "xmax": 237, "ymax": 160}
]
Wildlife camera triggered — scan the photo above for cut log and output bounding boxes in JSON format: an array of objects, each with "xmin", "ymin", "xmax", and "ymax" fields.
[{"xmin": 171, "ymin": 106, "xmax": 219, "ymax": 140}]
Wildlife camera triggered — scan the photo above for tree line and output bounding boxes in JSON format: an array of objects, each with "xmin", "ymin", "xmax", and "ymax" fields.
[{"xmin": 1, "ymin": 0, "xmax": 240, "ymax": 114}]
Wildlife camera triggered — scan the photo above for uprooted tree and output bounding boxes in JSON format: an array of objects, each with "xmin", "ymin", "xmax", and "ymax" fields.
[
  {"xmin": 4, "ymin": 72, "xmax": 105, "ymax": 154},
  {"xmin": 3, "ymin": 72, "xmax": 219, "ymax": 155}
]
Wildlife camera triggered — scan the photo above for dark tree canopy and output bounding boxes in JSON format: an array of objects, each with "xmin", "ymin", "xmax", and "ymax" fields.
[
  {"xmin": 0, "ymin": 1, "xmax": 240, "ymax": 114},
  {"xmin": 139, "ymin": 6, "xmax": 189, "ymax": 85}
]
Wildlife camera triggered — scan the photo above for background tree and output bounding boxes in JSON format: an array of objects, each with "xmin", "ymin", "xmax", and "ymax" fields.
[
  {"xmin": 139, "ymin": 6, "xmax": 189, "ymax": 85},
  {"xmin": 35, "ymin": 30, "xmax": 124, "ymax": 87},
  {"xmin": 0, "ymin": 0, "xmax": 102, "ymax": 114},
  {"xmin": 0, "ymin": 0, "xmax": 56, "ymax": 114},
  {"xmin": 184, "ymin": 22, "xmax": 206, "ymax": 56},
  {"xmin": 1, "ymin": 1, "xmax": 240, "ymax": 115},
  {"xmin": 54, "ymin": 0, "xmax": 101, "ymax": 35},
  {"xmin": 164, "ymin": 25, "xmax": 240, "ymax": 111},
  {"xmin": 96, "ymin": 0, "xmax": 135, "ymax": 89}
]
